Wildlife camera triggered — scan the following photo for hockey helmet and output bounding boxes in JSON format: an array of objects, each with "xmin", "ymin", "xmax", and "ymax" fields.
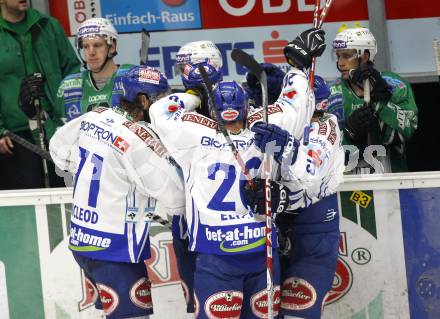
[
  {"xmin": 313, "ymin": 75, "xmax": 330, "ymax": 111},
  {"xmin": 213, "ymin": 81, "xmax": 248, "ymax": 122},
  {"xmin": 175, "ymin": 40, "xmax": 223, "ymax": 89},
  {"xmin": 332, "ymin": 27, "xmax": 377, "ymax": 61},
  {"xmin": 121, "ymin": 66, "xmax": 169, "ymax": 103},
  {"xmin": 76, "ymin": 18, "xmax": 118, "ymax": 50}
]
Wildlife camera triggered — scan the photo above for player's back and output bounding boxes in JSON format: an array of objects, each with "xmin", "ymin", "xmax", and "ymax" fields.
[{"xmin": 54, "ymin": 106, "xmax": 184, "ymax": 263}]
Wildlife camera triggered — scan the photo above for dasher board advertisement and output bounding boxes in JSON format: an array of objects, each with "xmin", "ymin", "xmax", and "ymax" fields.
[{"xmin": 1, "ymin": 186, "xmax": 440, "ymax": 318}]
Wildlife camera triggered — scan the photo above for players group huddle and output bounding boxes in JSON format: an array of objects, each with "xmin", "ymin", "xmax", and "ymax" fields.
[{"xmin": 48, "ymin": 17, "xmax": 390, "ymax": 319}]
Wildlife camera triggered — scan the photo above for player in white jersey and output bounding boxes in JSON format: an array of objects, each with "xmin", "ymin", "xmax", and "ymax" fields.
[
  {"xmin": 168, "ymin": 40, "xmax": 225, "ymax": 314},
  {"xmin": 49, "ymin": 66, "xmax": 184, "ymax": 319},
  {"xmin": 149, "ymin": 80, "xmax": 307, "ymax": 318},
  {"xmin": 246, "ymin": 76, "xmax": 345, "ymax": 319}
]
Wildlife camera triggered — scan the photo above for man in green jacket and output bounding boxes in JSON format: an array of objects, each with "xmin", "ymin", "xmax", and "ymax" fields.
[
  {"xmin": 328, "ymin": 27, "xmax": 418, "ymax": 173},
  {"xmin": 0, "ymin": 0, "xmax": 80, "ymax": 189}
]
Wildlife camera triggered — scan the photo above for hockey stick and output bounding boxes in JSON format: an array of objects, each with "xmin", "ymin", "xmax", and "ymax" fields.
[
  {"xmin": 231, "ymin": 48, "xmax": 275, "ymax": 318},
  {"xmin": 140, "ymin": 28, "xmax": 150, "ymax": 65},
  {"xmin": 35, "ymin": 99, "xmax": 50, "ymax": 187},
  {"xmin": 309, "ymin": 0, "xmax": 335, "ymax": 88},
  {"xmin": 4, "ymin": 129, "xmax": 53, "ymax": 162},
  {"xmin": 197, "ymin": 64, "xmax": 256, "ymax": 190},
  {"xmin": 309, "ymin": 0, "xmax": 321, "ymax": 88},
  {"xmin": 433, "ymin": 39, "xmax": 440, "ymax": 86}
]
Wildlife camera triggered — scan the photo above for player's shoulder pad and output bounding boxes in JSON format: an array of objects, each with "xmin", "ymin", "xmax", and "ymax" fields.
[
  {"xmin": 311, "ymin": 112, "xmax": 339, "ymax": 146},
  {"xmin": 154, "ymin": 92, "xmax": 201, "ymax": 114},
  {"xmin": 381, "ymin": 71, "xmax": 408, "ymax": 92},
  {"xmin": 247, "ymin": 104, "xmax": 284, "ymax": 128},
  {"xmin": 279, "ymin": 69, "xmax": 308, "ymax": 103},
  {"xmin": 57, "ymin": 72, "xmax": 83, "ymax": 97}
]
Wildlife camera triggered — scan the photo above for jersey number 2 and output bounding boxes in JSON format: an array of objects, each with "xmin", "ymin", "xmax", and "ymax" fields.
[{"xmin": 207, "ymin": 157, "xmax": 261, "ymax": 211}]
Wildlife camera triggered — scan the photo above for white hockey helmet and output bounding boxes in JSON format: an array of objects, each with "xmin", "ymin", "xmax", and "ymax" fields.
[
  {"xmin": 332, "ymin": 27, "xmax": 377, "ymax": 61},
  {"xmin": 76, "ymin": 18, "xmax": 118, "ymax": 49},
  {"xmin": 175, "ymin": 40, "xmax": 223, "ymax": 71}
]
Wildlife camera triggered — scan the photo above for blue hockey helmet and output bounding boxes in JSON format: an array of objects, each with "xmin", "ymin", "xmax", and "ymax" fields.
[
  {"xmin": 246, "ymin": 63, "xmax": 285, "ymax": 106},
  {"xmin": 121, "ymin": 66, "xmax": 169, "ymax": 103},
  {"xmin": 212, "ymin": 81, "xmax": 248, "ymax": 122},
  {"xmin": 313, "ymin": 75, "xmax": 330, "ymax": 111},
  {"xmin": 179, "ymin": 61, "xmax": 223, "ymax": 90}
]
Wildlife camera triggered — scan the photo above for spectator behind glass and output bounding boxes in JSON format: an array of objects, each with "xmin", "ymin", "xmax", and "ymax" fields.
[
  {"xmin": 327, "ymin": 26, "xmax": 418, "ymax": 173},
  {"xmin": 0, "ymin": 0, "xmax": 80, "ymax": 189}
]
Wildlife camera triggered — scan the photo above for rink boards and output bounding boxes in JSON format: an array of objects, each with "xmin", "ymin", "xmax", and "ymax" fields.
[{"xmin": 1, "ymin": 172, "xmax": 440, "ymax": 319}]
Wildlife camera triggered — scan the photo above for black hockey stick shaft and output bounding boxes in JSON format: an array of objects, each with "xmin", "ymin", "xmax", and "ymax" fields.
[
  {"xmin": 197, "ymin": 65, "xmax": 256, "ymax": 190},
  {"xmin": 4, "ymin": 129, "xmax": 53, "ymax": 162}
]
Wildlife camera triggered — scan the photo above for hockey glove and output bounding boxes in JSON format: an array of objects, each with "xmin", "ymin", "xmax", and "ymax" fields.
[
  {"xmin": 251, "ymin": 122, "xmax": 299, "ymax": 165},
  {"xmin": 246, "ymin": 63, "xmax": 285, "ymax": 106},
  {"xmin": 244, "ymin": 179, "xmax": 289, "ymax": 217},
  {"xmin": 344, "ymin": 105, "xmax": 376, "ymax": 143},
  {"xmin": 350, "ymin": 63, "xmax": 392, "ymax": 103},
  {"xmin": 284, "ymin": 28, "xmax": 326, "ymax": 70},
  {"xmin": 18, "ymin": 73, "xmax": 45, "ymax": 119}
]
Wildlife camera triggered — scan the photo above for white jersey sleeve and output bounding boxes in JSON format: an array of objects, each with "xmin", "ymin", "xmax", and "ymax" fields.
[
  {"xmin": 49, "ymin": 113, "xmax": 84, "ymax": 173},
  {"xmin": 247, "ymin": 68, "xmax": 315, "ymax": 140},
  {"xmin": 49, "ymin": 107, "xmax": 184, "ymax": 263},
  {"xmin": 282, "ymin": 113, "xmax": 345, "ymax": 209}
]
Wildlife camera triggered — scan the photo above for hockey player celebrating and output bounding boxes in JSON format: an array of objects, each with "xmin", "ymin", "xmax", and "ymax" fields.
[
  {"xmin": 246, "ymin": 76, "xmax": 345, "ymax": 319},
  {"xmin": 327, "ymin": 27, "xmax": 418, "ymax": 173},
  {"xmin": 149, "ymin": 80, "xmax": 306, "ymax": 318},
  {"xmin": 169, "ymin": 40, "xmax": 224, "ymax": 314},
  {"xmin": 53, "ymin": 18, "xmax": 134, "ymax": 123},
  {"xmin": 49, "ymin": 65, "xmax": 183, "ymax": 319}
]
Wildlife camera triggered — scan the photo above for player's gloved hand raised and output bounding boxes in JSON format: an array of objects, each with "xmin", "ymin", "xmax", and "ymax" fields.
[
  {"xmin": 244, "ymin": 179, "xmax": 289, "ymax": 217},
  {"xmin": 251, "ymin": 122, "xmax": 299, "ymax": 165},
  {"xmin": 18, "ymin": 73, "xmax": 45, "ymax": 119},
  {"xmin": 284, "ymin": 28, "xmax": 326, "ymax": 70},
  {"xmin": 350, "ymin": 63, "xmax": 392, "ymax": 103},
  {"xmin": 344, "ymin": 105, "xmax": 375, "ymax": 143},
  {"xmin": 246, "ymin": 63, "xmax": 285, "ymax": 106}
]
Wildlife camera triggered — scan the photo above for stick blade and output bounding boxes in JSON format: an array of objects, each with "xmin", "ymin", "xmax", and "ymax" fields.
[{"xmin": 231, "ymin": 49, "xmax": 264, "ymax": 80}]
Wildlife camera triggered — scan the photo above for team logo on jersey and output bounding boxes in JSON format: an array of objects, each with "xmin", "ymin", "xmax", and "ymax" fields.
[
  {"xmin": 280, "ymin": 277, "xmax": 317, "ymax": 310},
  {"xmin": 308, "ymin": 149, "xmax": 323, "ymax": 167},
  {"xmin": 282, "ymin": 89, "xmax": 297, "ymax": 100},
  {"xmin": 250, "ymin": 286, "xmax": 281, "ymax": 318},
  {"xmin": 130, "ymin": 278, "xmax": 153, "ymax": 309},
  {"xmin": 96, "ymin": 283, "xmax": 119, "ymax": 316},
  {"xmin": 66, "ymin": 104, "xmax": 81, "ymax": 120},
  {"xmin": 204, "ymin": 291, "xmax": 243, "ymax": 319},
  {"xmin": 113, "ymin": 136, "xmax": 130, "ymax": 153}
]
